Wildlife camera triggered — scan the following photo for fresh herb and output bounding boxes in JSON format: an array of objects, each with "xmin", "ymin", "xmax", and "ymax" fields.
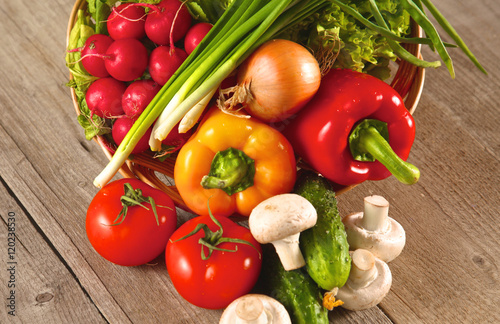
[
  {"xmin": 282, "ymin": 0, "xmax": 412, "ymax": 78},
  {"xmin": 186, "ymin": 0, "xmax": 235, "ymax": 23},
  {"xmin": 324, "ymin": 0, "xmax": 486, "ymax": 78},
  {"xmin": 66, "ymin": 9, "xmax": 109, "ymax": 140},
  {"xmin": 86, "ymin": 0, "xmax": 114, "ymax": 34}
]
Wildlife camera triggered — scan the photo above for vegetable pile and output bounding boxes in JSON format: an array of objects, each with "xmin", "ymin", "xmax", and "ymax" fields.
[{"xmin": 66, "ymin": 0, "xmax": 486, "ymax": 322}]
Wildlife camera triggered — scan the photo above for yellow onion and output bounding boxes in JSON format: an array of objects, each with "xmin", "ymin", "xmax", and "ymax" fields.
[{"xmin": 226, "ymin": 39, "xmax": 321, "ymax": 123}]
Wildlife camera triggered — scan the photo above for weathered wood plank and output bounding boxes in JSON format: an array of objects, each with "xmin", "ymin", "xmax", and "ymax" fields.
[
  {"xmin": 334, "ymin": 1, "xmax": 500, "ymax": 321},
  {"xmin": 0, "ymin": 180, "xmax": 105, "ymax": 323},
  {"xmin": 0, "ymin": 124, "xmax": 137, "ymax": 323}
]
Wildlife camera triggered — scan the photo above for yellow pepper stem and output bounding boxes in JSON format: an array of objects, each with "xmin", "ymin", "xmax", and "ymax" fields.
[{"xmin": 201, "ymin": 147, "xmax": 255, "ymax": 195}]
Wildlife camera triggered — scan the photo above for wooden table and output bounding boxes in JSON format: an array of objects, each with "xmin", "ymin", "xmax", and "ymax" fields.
[{"xmin": 1, "ymin": 0, "xmax": 498, "ymax": 323}]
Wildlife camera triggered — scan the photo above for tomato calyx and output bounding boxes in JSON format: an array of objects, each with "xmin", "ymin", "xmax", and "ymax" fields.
[
  {"xmin": 174, "ymin": 206, "xmax": 260, "ymax": 260},
  {"xmin": 110, "ymin": 183, "xmax": 169, "ymax": 226}
]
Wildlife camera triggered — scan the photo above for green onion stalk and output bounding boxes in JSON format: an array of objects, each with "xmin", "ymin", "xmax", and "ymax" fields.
[
  {"xmin": 93, "ymin": 0, "xmax": 330, "ymax": 188},
  {"xmin": 328, "ymin": 0, "xmax": 486, "ymax": 78}
]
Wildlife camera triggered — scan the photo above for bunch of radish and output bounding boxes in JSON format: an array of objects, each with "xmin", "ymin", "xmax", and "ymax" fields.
[{"xmin": 78, "ymin": 0, "xmax": 213, "ymax": 154}]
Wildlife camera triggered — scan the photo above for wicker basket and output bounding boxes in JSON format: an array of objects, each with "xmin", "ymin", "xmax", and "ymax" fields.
[{"xmin": 67, "ymin": 0, "xmax": 425, "ymax": 212}]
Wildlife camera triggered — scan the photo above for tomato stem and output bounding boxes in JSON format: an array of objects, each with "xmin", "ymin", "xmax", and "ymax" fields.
[
  {"xmin": 173, "ymin": 199, "xmax": 260, "ymax": 260},
  {"xmin": 109, "ymin": 183, "xmax": 171, "ymax": 226}
]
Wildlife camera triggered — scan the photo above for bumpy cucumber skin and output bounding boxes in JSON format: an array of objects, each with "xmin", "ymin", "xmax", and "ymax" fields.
[
  {"xmin": 261, "ymin": 245, "xmax": 329, "ymax": 324},
  {"xmin": 294, "ymin": 170, "xmax": 351, "ymax": 291}
]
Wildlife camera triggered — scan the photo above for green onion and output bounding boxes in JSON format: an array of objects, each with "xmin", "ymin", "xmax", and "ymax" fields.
[
  {"xmin": 93, "ymin": 0, "xmax": 329, "ymax": 188},
  {"xmin": 418, "ymin": 0, "xmax": 487, "ymax": 75},
  {"xmin": 329, "ymin": 0, "xmax": 486, "ymax": 78},
  {"xmin": 399, "ymin": 0, "xmax": 454, "ymax": 77},
  {"xmin": 152, "ymin": 0, "xmax": 292, "ymax": 140},
  {"xmin": 328, "ymin": 0, "xmax": 453, "ymax": 47},
  {"xmin": 367, "ymin": 0, "xmax": 441, "ymax": 69}
]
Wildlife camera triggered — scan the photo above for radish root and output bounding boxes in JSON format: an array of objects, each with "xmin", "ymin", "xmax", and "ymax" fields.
[
  {"xmin": 105, "ymin": 3, "xmax": 161, "ymax": 24},
  {"xmin": 169, "ymin": 1, "xmax": 189, "ymax": 55}
]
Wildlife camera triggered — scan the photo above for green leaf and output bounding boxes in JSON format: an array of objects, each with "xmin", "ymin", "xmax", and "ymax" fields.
[
  {"xmin": 77, "ymin": 114, "xmax": 109, "ymax": 141},
  {"xmin": 66, "ymin": 10, "xmax": 94, "ymax": 79},
  {"xmin": 186, "ymin": 0, "xmax": 235, "ymax": 23},
  {"xmin": 279, "ymin": 0, "xmax": 412, "ymax": 78},
  {"xmin": 87, "ymin": 0, "xmax": 116, "ymax": 34}
]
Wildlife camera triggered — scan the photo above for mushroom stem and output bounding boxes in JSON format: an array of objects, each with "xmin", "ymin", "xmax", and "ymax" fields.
[
  {"xmin": 361, "ymin": 195, "xmax": 389, "ymax": 232},
  {"xmin": 271, "ymin": 233, "xmax": 305, "ymax": 271},
  {"xmin": 249, "ymin": 194, "xmax": 317, "ymax": 271},
  {"xmin": 343, "ymin": 195, "xmax": 405, "ymax": 262},
  {"xmin": 347, "ymin": 249, "xmax": 378, "ymax": 289},
  {"xmin": 336, "ymin": 249, "xmax": 392, "ymax": 311},
  {"xmin": 235, "ymin": 296, "xmax": 268, "ymax": 324}
]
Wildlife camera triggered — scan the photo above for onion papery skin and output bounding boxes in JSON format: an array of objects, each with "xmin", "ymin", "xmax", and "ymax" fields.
[{"xmin": 236, "ymin": 39, "xmax": 321, "ymax": 123}]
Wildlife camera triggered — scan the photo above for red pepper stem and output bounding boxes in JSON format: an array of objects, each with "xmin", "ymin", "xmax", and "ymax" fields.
[{"xmin": 357, "ymin": 126, "xmax": 420, "ymax": 185}]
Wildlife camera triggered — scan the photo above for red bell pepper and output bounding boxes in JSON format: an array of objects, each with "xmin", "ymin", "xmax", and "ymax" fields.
[{"xmin": 283, "ymin": 68, "xmax": 420, "ymax": 186}]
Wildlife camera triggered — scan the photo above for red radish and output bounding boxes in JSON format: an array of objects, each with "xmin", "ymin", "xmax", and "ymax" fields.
[
  {"xmin": 122, "ymin": 79, "xmax": 161, "ymax": 119},
  {"xmin": 107, "ymin": 4, "xmax": 147, "ymax": 40},
  {"xmin": 112, "ymin": 117, "xmax": 152, "ymax": 154},
  {"xmin": 148, "ymin": 46, "xmax": 187, "ymax": 85},
  {"xmin": 145, "ymin": 0, "xmax": 192, "ymax": 46},
  {"xmin": 81, "ymin": 34, "xmax": 114, "ymax": 77},
  {"xmin": 184, "ymin": 22, "xmax": 212, "ymax": 55},
  {"xmin": 105, "ymin": 38, "xmax": 149, "ymax": 81},
  {"xmin": 157, "ymin": 123, "xmax": 192, "ymax": 156},
  {"xmin": 163, "ymin": 123, "xmax": 191, "ymax": 146},
  {"xmin": 86, "ymin": 77, "xmax": 127, "ymax": 118},
  {"xmin": 220, "ymin": 74, "xmax": 238, "ymax": 89}
]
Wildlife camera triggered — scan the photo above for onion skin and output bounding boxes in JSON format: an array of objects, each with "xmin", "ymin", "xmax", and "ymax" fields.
[{"xmin": 237, "ymin": 39, "xmax": 321, "ymax": 123}]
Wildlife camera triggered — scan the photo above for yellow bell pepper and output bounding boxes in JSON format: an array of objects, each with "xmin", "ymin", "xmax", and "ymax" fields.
[{"xmin": 174, "ymin": 106, "xmax": 296, "ymax": 217}]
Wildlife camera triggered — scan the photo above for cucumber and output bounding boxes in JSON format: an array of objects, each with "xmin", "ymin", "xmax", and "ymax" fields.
[
  {"xmin": 260, "ymin": 245, "xmax": 329, "ymax": 324},
  {"xmin": 294, "ymin": 170, "xmax": 351, "ymax": 292}
]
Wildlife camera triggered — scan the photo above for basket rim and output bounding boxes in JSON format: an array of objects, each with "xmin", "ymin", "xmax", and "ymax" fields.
[{"xmin": 66, "ymin": 0, "xmax": 426, "ymax": 210}]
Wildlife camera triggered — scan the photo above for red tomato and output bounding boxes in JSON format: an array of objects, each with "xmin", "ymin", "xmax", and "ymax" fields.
[
  {"xmin": 86, "ymin": 178, "xmax": 177, "ymax": 266},
  {"xmin": 166, "ymin": 214, "xmax": 262, "ymax": 309}
]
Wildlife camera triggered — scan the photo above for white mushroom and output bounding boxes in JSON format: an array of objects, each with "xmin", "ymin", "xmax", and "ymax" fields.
[
  {"xmin": 249, "ymin": 193, "xmax": 317, "ymax": 271},
  {"xmin": 219, "ymin": 294, "xmax": 291, "ymax": 324},
  {"xmin": 342, "ymin": 195, "xmax": 405, "ymax": 262},
  {"xmin": 336, "ymin": 249, "xmax": 392, "ymax": 311}
]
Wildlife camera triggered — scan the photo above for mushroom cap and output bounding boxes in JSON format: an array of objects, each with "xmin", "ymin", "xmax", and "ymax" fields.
[
  {"xmin": 343, "ymin": 212, "xmax": 406, "ymax": 262},
  {"xmin": 249, "ymin": 193, "xmax": 317, "ymax": 244},
  {"xmin": 337, "ymin": 250, "xmax": 392, "ymax": 311},
  {"xmin": 219, "ymin": 294, "xmax": 292, "ymax": 324}
]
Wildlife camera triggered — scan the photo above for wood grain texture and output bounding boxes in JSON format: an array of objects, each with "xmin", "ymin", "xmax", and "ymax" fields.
[
  {"xmin": 0, "ymin": 0, "xmax": 498, "ymax": 323},
  {"xmin": 334, "ymin": 1, "xmax": 500, "ymax": 321},
  {"xmin": 0, "ymin": 180, "xmax": 105, "ymax": 323}
]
